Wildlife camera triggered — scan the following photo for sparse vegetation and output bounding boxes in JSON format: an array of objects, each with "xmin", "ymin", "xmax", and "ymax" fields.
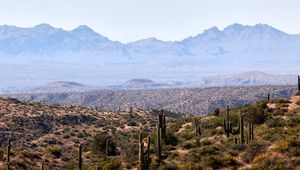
[{"xmin": 0, "ymin": 90, "xmax": 299, "ymax": 169}]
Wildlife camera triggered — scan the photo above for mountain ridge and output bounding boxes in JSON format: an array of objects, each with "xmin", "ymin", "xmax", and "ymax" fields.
[{"xmin": 1, "ymin": 23, "xmax": 300, "ymax": 91}]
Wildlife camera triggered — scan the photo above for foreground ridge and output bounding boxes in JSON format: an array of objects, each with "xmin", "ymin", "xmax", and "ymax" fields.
[{"xmin": 0, "ymin": 92, "xmax": 299, "ymax": 169}]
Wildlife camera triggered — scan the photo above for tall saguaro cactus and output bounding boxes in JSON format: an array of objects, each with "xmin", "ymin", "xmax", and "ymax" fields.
[
  {"xmin": 138, "ymin": 132, "xmax": 144, "ymax": 170},
  {"xmin": 223, "ymin": 105, "xmax": 232, "ymax": 137},
  {"xmin": 158, "ymin": 110, "xmax": 167, "ymax": 140},
  {"xmin": 106, "ymin": 139, "xmax": 110, "ymax": 156},
  {"xmin": 79, "ymin": 144, "xmax": 82, "ymax": 170},
  {"xmin": 298, "ymin": 76, "xmax": 300, "ymax": 92},
  {"xmin": 41, "ymin": 160, "xmax": 44, "ymax": 170},
  {"xmin": 156, "ymin": 121, "xmax": 161, "ymax": 159},
  {"xmin": 162, "ymin": 112, "xmax": 166, "ymax": 140},
  {"xmin": 138, "ymin": 132, "xmax": 151, "ymax": 170},
  {"xmin": 146, "ymin": 137, "xmax": 151, "ymax": 158},
  {"xmin": 193, "ymin": 120, "xmax": 202, "ymax": 146},
  {"xmin": 239, "ymin": 115, "xmax": 245, "ymax": 144},
  {"xmin": 7, "ymin": 139, "xmax": 11, "ymax": 170},
  {"xmin": 250, "ymin": 123, "xmax": 254, "ymax": 141}
]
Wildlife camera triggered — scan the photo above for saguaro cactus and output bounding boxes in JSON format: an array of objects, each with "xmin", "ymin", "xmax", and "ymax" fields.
[
  {"xmin": 146, "ymin": 137, "xmax": 151, "ymax": 158},
  {"xmin": 156, "ymin": 121, "xmax": 161, "ymax": 159},
  {"xmin": 239, "ymin": 115, "xmax": 245, "ymax": 144},
  {"xmin": 223, "ymin": 105, "xmax": 232, "ymax": 137},
  {"xmin": 162, "ymin": 112, "xmax": 166, "ymax": 140},
  {"xmin": 138, "ymin": 132, "xmax": 151, "ymax": 170},
  {"xmin": 298, "ymin": 76, "xmax": 300, "ymax": 92},
  {"xmin": 193, "ymin": 120, "xmax": 202, "ymax": 146},
  {"xmin": 41, "ymin": 161, "xmax": 44, "ymax": 170},
  {"xmin": 7, "ymin": 139, "xmax": 11, "ymax": 170},
  {"xmin": 251, "ymin": 123, "xmax": 254, "ymax": 141},
  {"xmin": 79, "ymin": 144, "xmax": 82, "ymax": 170},
  {"xmin": 106, "ymin": 139, "xmax": 110, "ymax": 156},
  {"xmin": 246, "ymin": 123, "xmax": 255, "ymax": 143},
  {"xmin": 138, "ymin": 132, "xmax": 144, "ymax": 170}
]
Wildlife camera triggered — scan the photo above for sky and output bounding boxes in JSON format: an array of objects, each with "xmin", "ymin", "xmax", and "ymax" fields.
[{"xmin": 0, "ymin": 0, "xmax": 299, "ymax": 43}]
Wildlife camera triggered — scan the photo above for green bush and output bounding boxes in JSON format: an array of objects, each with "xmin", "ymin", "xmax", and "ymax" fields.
[
  {"xmin": 159, "ymin": 163, "xmax": 178, "ymax": 170},
  {"xmin": 92, "ymin": 133, "xmax": 117, "ymax": 156},
  {"xmin": 241, "ymin": 143, "xmax": 265, "ymax": 163},
  {"xmin": 181, "ymin": 164, "xmax": 203, "ymax": 170},
  {"xmin": 199, "ymin": 145, "xmax": 220, "ymax": 156},
  {"xmin": 240, "ymin": 104, "xmax": 268, "ymax": 124},
  {"xmin": 277, "ymin": 137, "xmax": 300, "ymax": 156},
  {"xmin": 270, "ymin": 98, "xmax": 291, "ymax": 104},
  {"xmin": 165, "ymin": 131, "xmax": 179, "ymax": 146},
  {"xmin": 202, "ymin": 155, "xmax": 225, "ymax": 169},
  {"xmin": 266, "ymin": 117, "xmax": 286, "ymax": 128},
  {"xmin": 251, "ymin": 158, "xmax": 293, "ymax": 170},
  {"xmin": 180, "ymin": 141, "xmax": 196, "ymax": 149},
  {"xmin": 46, "ymin": 146, "xmax": 61, "ymax": 158},
  {"xmin": 187, "ymin": 152, "xmax": 201, "ymax": 163},
  {"xmin": 101, "ymin": 158, "xmax": 121, "ymax": 170}
]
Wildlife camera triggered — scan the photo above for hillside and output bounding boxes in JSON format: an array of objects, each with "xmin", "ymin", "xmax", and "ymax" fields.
[
  {"xmin": 4, "ymin": 86, "xmax": 297, "ymax": 115},
  {"xmin": 0, "ymin": 93, "xmax": 299, "ymax": 169},
  {"xmin": 16, "ymin": 81, "xmax": 96, "ymax": 94}
]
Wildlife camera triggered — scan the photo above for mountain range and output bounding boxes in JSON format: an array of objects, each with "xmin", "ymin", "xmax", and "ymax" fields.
[{"xmin": 1, "ymin": 23, "xmax": 300, "ymax": 92}]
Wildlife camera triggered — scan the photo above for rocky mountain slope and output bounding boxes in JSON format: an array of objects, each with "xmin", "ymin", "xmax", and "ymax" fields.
[{"xmin": 0, "ymin": 93, "xmax": 299, "ymax": 169}]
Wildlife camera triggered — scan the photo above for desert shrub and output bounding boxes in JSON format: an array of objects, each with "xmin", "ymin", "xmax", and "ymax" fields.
[
  {"xmin": 127, "ymin": 121, "xmax": 138, "ymax": 126},
  {"xmin": 213, "ymin": 108, "xmax": 220, "ymax": 116},
  {"xmin": 241, "ymin": 143, "xmax": 265, "ymax": 163},
  {"xmin": 202, "ymin": 155, "xmax": 225, "ymax": 169},
  {"xmin": 277, "ymin": 137, "xmax": 300, "ymax": 156},
  {"xmin": 92, "ymin": 133, "xmax": 117, "ymax": 156},
  {"xmin": 22, "ymin": 151, "xmax": 41, "ymax": 160},
  {"xmin": 266, "ymin": 117, "xmax": 286, "ymax": 128},
  {"xmin": 200, "ymin": 139, "xmax": 212, "ymax": 146},
  {"xmin": 272, "ymin": 108, "xmax": 286, "ymax": 116},
  {"xmin": 180, "ymin": 131, "xmax": 195, "ymax": 141},
  {"xmin": 0, "ymin": 149, "xmax": 5, "ymax": 161},
  {"xmin": 262, "ymin": 128, "xmax": 285, "ymax": 141},
  {"xmin": 223, "ymin": 155, "xmax": 238, "ymax": 167},
  {"xmin": 181, "ymin": 164, "xmax": 203, "ymax": 170},
  {"xmin": 180, "ymin": 141, "xmax": 196, "ymax": 149},
  {"xmin": 199, "ymin": 145, "xmax": 220, "ymax": 156},
  {"xmin": 187, "ymin": 151, "xmax": 201, "ymax": 163},
  {"xmin": 159, "ymin": 163, "xmax": 178, "ymax": 170},
  {"xmin": 229, "ymin": 143, "xmax": 247, "ymax": 152},
  {"xmin": 100, "ymin": 158, "xmax": 121, "ymax": 170},
  {"xmin": 287, "ymin": 116, "xmax": 300, "ymax": 127},
  {"xmin": 46, "ymin": 146, "xmax": 61, "ymax": 158},
  {"xmin": 270, "ymin": 98, "xmax": 291, "ymax": 104},
  {"xmin": 240, "ymin": 104, "xmax": 268, "ymax": 124},
  {"xmin": 251, "ymin": 158, "xmax": 293, "ymax": 170},
  {"xmin": 164, "ymin": 131, "xmax": 178, "ymax": 146}
]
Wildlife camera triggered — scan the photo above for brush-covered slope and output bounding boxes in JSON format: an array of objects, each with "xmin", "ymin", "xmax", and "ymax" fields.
[
  {"xmin": 0, "ymin": 94, "xmax": 299, "ymax": 169},
  {"xmin": 5, "ymin": 86, "xmax": 297, "ymax": 115}
]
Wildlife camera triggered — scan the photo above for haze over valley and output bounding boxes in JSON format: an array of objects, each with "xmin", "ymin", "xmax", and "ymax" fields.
[{"xmin": 1, "ymin": 23, "xmax": 300, "ymax": 92}]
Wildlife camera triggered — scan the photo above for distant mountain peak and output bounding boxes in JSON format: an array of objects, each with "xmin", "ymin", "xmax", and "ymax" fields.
[
  {"xmin": 204, "ymin": 26, "xmax": 220, "ymax": 33},
  {"xmin": 34, "ymin": 23, "xmax": 55, "ymax": 30},
  {"xmin": 73, "ymin": 25, "xmax": 94, "ymax": 32},
  {"xmin": 224, "ymin": 23, "xmax": 245, "ymax": 31}
]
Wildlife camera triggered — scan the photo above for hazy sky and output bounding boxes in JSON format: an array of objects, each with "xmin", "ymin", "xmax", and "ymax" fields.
[{"xmin": 0, "ymin": 0, "xmax": 299, "ymax": 43}]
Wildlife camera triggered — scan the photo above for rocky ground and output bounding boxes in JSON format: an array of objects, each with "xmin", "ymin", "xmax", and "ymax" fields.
[{"xmin": 0, "ymin": 92, "xmax": 299, "ymax": 169}]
